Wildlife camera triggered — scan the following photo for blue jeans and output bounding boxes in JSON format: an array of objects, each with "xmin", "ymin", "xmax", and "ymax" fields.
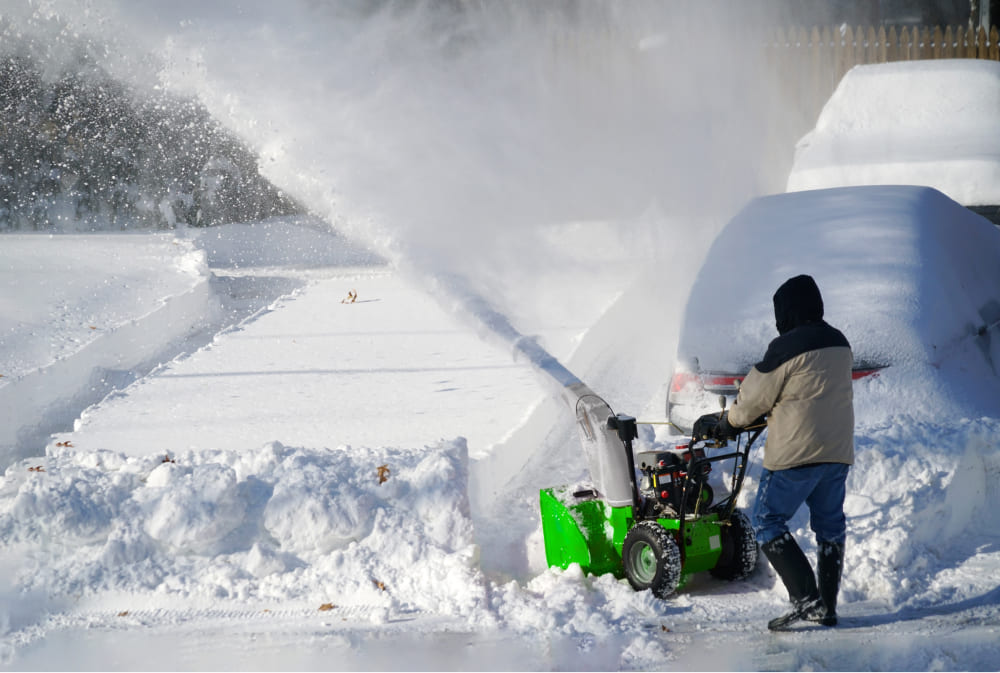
[{"xmin": 752, "ymin": 462, "xmax": 850, "ymax": 547}]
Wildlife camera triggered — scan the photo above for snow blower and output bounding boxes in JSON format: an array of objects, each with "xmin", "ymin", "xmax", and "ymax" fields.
[
  {"xmin": 539, "ymin": 391, "xmax": 763, "ymax": 597},
  {"xmin": 435, "ymin": 276, "xmax": 761, "ymax": 598}
]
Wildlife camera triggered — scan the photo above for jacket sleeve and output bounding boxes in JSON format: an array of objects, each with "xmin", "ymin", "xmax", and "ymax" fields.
[{"xmin": 728, "ymin": 363, "xmax": 785, "ymax": 428}]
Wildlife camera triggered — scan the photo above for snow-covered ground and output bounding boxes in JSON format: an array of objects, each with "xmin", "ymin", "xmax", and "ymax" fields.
[{"xmin": 3, "ymin": 2, "xmax": 1000, "ymax": 671}]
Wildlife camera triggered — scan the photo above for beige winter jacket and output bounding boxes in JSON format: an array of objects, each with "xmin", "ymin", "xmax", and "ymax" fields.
[{"xmin": 729, "ymin": 345, "xmax": 855, "ymax": 471}]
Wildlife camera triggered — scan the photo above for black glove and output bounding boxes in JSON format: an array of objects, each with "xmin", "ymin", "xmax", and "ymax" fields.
[
  {"xmin": 691, "ymin": 413, "xmax": 720, "ymax": 442},
  {"xmin": 715, "ymin": 410, "xmax": 738, "ymax": 441}
]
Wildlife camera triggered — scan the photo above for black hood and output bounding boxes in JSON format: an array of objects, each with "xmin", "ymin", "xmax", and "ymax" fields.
[{"xmin": 773, "ymin": 274, "xmax": 824, "ymax": 335}]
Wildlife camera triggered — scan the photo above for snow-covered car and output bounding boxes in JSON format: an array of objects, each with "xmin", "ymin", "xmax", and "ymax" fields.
[
  {"xmin": 666, "ymin": 184, "xmax": 1000, "ymax": 434},
  {"xmin": 785, "ymin": 59, "xmax": 1000, "ymax": 223}
]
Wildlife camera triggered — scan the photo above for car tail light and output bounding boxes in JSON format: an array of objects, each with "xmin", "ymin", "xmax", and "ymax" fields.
[
  {"xmin": 702, "ymin": 374, "xmax": 744, "ymax": 390},
  {"xmin": 670, "ymin": 371, "xmax": 702, "ymax": 393}
]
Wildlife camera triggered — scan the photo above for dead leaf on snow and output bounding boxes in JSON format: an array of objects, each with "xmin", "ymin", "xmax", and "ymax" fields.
[
  {"xmin": 373, "ymin": 580, "xmax": 386, "ymax": 592},
  {"xmin": 162, "ymin": 454, "xmax": 175, "ymax": 464},
  {"xmin": 376, "ymin": 464, "xmax": 390, "ymax": 484},
  {"xmin": 318, "ymin": 603, "xmax": 336, "ymax": 612},
  {"xmin": 28, "ymin": 466, "xmax": 45, "ymax": 472},
  {"xmin": 118, "ymin": 611, "xmax": 129, "ymax": 617},
  {"xmin": 56, "ymin": 441, "xmax": 73, "ymax": 447}
]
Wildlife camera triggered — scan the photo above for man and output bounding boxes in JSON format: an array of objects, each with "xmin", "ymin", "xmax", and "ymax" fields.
[{"xmin": 715, "ymin": 274, "xmax": 854, "ymax": 631}]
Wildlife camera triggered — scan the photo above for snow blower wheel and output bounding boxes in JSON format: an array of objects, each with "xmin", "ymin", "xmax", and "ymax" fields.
[
  {"xmin": 622, "ymin": 521, "xmax": 682, "ymax": 598},
  {"xmin": 709, "ymin": 509, "xmax": 758, "ymax": 580}
]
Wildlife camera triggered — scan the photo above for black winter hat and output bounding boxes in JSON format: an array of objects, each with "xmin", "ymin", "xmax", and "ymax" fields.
[{"xmin": 773, "ymin": 274, "xmax": 824, "ymax": 335}]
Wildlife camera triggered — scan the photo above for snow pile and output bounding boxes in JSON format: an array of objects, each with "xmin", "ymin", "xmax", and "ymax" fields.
[
  {"xmin": 786, "ymin": 59, "xmax": 1000, "ymax": 206},
  {"xmin": 836, "ymin": 418, "xmax": 1000, "ymax": 608},
  {"xmin": 0, "ymin": 425, "xmax": 697, "ymax": 669},
  {"xmin": 1, "ymin": 439, "xmax": 486, "ymax": 619}
]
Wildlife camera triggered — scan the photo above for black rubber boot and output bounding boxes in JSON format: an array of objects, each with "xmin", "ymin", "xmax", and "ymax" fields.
[
  {"xmin": 808, "ymin": 540, "xmax": 844, "ymax": 627},
  {"xmin": 761, "ymin": 532, "xmax": 824, "ymax": 631}
]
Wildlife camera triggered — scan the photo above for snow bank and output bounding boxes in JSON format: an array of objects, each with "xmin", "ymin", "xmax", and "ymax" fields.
[
  {"xmin": 832, "ymin": 418, "xmax": 1000, "ymax": 608},
  {"xmin": 0, "ymin": 234, "xmax": 219, "ymax": 469},
  {"xmin": 0, "ymin": 439, "xmax": 487, "ymax": 618},
  {"xmin": 786, "ymin": 59, "xmax": 1000, "ymax": 206},
  {"xmin": 0, "ymin": 433, "xmax": 719, "ymax": 670}
]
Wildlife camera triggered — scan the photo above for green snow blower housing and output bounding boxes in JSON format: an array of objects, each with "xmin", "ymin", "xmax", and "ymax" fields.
[{"xmin": 540, "ymin": 409, "xmax": 762, "ymax": 598}]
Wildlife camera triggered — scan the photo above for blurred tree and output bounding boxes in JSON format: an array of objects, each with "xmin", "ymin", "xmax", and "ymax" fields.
[{"xmin": 0, "ymin": 50, "xmax": 300, "ymax": 231}]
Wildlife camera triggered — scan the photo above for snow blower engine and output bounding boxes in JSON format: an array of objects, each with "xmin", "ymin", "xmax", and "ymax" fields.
[
  {"xmin": 539, "ymin": 386, "xmax": 764, "ymax": 598},
  {"xmin": 636, "ymin": 441, "xmax": 715, "ymax": 516}
]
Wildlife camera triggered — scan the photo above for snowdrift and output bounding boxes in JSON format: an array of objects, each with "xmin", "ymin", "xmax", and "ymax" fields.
[
  {"xmin": 1, "ymin": 439, "xmax": 486, "ymax": 618},
  {"xmin": 0, "ymin": 234, "xmax": 219, "ymax": 469},
  {"xmin": 843, "ymin": 417, "xmax": 1000, "ymax": 609}
]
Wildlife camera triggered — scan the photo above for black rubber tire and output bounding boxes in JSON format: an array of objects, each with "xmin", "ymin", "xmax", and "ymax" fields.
[
  {"xmin": 710, "ymin": 509, "xmax": 759, "ymax": 580},
  {"xmin": 622, "ymin": 521, "xmax": 682, "ymax": 598}
]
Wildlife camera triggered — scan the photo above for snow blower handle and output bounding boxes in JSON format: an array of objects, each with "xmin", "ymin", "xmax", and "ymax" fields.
[{"xmin": 691, "ymin": 395, "xmax": 730, "ymax": 448}]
